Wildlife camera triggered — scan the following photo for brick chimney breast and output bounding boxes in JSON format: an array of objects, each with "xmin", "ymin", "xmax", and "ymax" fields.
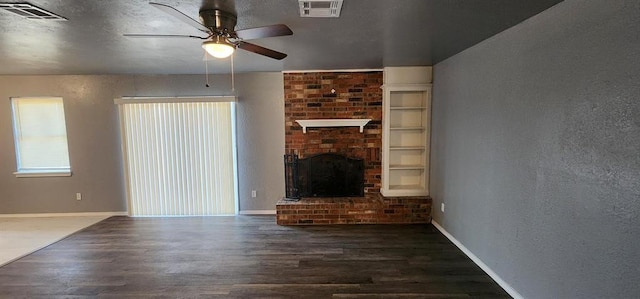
[{"xmin": 284, "ymin": 71, "xmax": 383, "ymax": 194}]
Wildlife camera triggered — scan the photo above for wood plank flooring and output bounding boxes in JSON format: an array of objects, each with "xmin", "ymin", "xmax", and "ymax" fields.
[{"xmin": 0, "ymin": 216, "xmax": 511, "ymax": 298}]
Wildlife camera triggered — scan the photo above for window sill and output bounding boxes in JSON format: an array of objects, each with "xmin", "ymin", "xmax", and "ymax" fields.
[{"xmin": 14, "ymin": 171, "xmax": 72, "ymax": 178}]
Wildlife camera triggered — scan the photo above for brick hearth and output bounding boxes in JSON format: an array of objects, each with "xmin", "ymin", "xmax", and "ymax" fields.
[{"xmin": 276, "ymin": 194, "xmax": 431, "ymax": 225}]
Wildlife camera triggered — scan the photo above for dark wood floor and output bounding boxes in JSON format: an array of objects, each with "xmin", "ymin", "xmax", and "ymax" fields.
[{"xmin": 0, "ymin": 216, "xmax": 510, "ymax": 298}]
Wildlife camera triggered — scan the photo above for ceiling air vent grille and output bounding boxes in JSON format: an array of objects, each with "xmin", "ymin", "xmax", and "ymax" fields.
[
  {"xmin": 299, "ymin": 0, "xmax": 343, "ymax": 18},
  {"xmin": 0, "ymin": 2, "xmax": 66, "ymax": 20}
]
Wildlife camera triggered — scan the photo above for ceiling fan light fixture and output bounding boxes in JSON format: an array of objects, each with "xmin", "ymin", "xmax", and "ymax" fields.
[{"xmin": 202, "ymin": 37, "xmax": 235, "ymax": 58}]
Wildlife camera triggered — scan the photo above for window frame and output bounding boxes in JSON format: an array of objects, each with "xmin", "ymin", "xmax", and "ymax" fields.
[{"xmin": 10, "ymin": 97, "xmax": 72, "ymax": 178}]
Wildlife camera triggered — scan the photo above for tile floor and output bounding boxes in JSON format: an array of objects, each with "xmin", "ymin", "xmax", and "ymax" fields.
[{"xmin": 0, "ymin": 216, "xmax": 109, "ymax": 267}]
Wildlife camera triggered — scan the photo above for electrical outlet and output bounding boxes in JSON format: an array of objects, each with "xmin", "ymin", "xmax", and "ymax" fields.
[
  {"xmin": 441, "ymin": 203, "xmax": 445, "ymax": 212},
  {"xmin": 251, "ymin": 190, "xmax": 257, "ymax": 198},
  {"xmin": 76, "ymin": 192, "xmax": 82, "ymax": 201}
]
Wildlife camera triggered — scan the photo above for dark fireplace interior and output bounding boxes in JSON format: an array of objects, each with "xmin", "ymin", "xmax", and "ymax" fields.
[{"xmin": 284, "ymin": 153, "xmax": 364, "ymax": 199}]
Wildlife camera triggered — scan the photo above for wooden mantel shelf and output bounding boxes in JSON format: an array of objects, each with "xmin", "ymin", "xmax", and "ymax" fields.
[{"xmin": 295, "ymin": 119, "xmax": 371, "ymax": 133}]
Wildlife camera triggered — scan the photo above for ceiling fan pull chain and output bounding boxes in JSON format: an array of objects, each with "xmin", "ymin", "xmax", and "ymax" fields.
[
  {"xmin": 205, "ymin": 53, "xmax": 211, "ymax": 88},
  {"xmin": 231, "ymin": 53, "xmax": 235, "ymax": 91}
]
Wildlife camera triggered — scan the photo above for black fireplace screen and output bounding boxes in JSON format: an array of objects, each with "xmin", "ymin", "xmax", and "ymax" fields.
[
  {"xmin": 284, "ymin": 154, "xmax": 300, "ymax": 200},
  {"xmin": 284, "ymin": 153, "xmax": 364, "ymax": 200}
]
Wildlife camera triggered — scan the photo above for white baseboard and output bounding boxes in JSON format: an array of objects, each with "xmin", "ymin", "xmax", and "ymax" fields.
[
  {"xmin": 239, "ymin": 210, "xmax": 276, "ymax": 215},
  {"xmin": 431, "ymin": 220, "xmax": 524, "ymax": 299},
  {"xmin": 0, "ymin": 211, "xmax": 127, "ymax": 218}
]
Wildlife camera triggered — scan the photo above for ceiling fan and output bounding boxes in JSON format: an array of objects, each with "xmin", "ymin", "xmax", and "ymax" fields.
[{"xmin": 124, "ymin": 2, "xmax": 293, "ymax": 60}]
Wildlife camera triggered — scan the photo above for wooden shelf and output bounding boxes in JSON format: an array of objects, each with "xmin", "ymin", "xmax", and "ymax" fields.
[
  {"xmin": 389, "ymin": 164, "xmax": 424, "ymax": 170},
  {"xmin": 390, "ymin": 106, "xmax": 427, "ymax": 110},
  {"xmin": 295, "ymin": 119, "xmax": 371, "ymax": 133},
  {"xmin": 389, "ymin": 184, "xmax": 425, "ymax": 190},
  {"xmin": 389, "ymin": 146, "xmax": 425, "ymax": 151},
  {"xmin": 390, "ymin": 126, "xmax": 425, "ymax": 131}
]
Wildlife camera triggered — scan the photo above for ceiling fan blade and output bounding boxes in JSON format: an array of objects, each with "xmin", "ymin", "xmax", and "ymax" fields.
[
  {"xmin": 237, "ymin": 41, "xmax": 287, "ymax": 60},
  {"xmin": 124, "ymin": 34, "xmax": 207, "ymax": 39},
  {"xmin": 235, "ymin": 24, "xmax": 293, "ymax": 40},
  {"xmin": 149, "ymin": 2, "xmax": 209, "ymax": 33}
]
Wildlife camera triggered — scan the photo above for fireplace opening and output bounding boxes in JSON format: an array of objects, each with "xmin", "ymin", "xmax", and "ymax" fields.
[{"xmin": 284, "ymin": 153, "xmax": 364, "ymax": 199}]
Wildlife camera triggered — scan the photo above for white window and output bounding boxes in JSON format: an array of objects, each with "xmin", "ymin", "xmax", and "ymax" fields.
[{"xmin": 10, "ymin": 97, "xmax": 71, "ymax": 177}]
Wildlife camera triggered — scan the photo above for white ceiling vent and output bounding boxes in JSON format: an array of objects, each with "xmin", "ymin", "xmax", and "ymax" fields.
[
  {"xmin": 0, "ymin": 2, "xmax": 66, "ymax": 20},
  {"xmin": 299, "ymin": 0, "xmax": 343, "ymax": 18}
]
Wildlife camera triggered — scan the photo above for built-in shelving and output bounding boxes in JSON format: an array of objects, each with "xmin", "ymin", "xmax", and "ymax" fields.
[{"xmin": 381, "ymin": 67, "xmax": 432, "ymax": 197}]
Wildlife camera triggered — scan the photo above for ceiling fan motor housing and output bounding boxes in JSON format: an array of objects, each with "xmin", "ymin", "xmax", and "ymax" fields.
[
  {"xmin": 123, "ymin": 2, "xmax": 290, "ymax": 60},
  {"xmin": 199, "ymin": 9, "xmax": 237, "ymax": 35}
]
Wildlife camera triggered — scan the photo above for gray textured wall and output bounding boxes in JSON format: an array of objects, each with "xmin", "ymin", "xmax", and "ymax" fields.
[
  {"xmin": 0, "ymin": 73, "xmax": 285, "ymax": 214},
  {"xmin": 431, "ymin": 0, "xmax": 640, "ymax": 298},
  {"xmin": 235, "ymin": 72, "xmax": 285, "ymax": 211}
]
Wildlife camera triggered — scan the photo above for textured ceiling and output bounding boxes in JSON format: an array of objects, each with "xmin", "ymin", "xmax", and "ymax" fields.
[{"xmin": 0, "ymin": 0, "xmax": 563, "ymax": 75}]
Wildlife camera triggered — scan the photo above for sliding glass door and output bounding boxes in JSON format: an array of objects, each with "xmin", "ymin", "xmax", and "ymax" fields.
[{"xmin": 117, "ymin": 97, "xmax": 237, "ymax": 216}]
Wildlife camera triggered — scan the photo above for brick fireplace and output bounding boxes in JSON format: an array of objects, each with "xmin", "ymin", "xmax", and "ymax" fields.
[
  {"xmin": 277, "ymin": 71, "xmax": 431, "ymax": 225},
  {"xmin": 284, "ymin": 71, "xmax": 383, "ymax": 192}
]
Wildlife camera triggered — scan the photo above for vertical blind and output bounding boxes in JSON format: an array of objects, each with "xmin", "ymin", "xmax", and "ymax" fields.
[
  {"xmin": 119, "ymin": 100, "xmax": 237, "ymax": 216},
  {"xmin": 11, "ymin": 97, "xmax": 71, "ymax": 173}
]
